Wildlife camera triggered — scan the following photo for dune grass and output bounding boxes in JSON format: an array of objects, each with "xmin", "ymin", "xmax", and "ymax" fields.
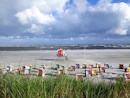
[{"xmin": 0, "ymin": 70, "xmax": 130, "ymax": 98}]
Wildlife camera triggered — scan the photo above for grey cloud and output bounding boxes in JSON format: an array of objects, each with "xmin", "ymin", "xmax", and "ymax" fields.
[
  {"xmin": 43, "ymin": 1, "xmax": 130, "ymax": 39},
  {"xmin": 0, "ymin": 0, "xmax": 130, "ymax": 45}
]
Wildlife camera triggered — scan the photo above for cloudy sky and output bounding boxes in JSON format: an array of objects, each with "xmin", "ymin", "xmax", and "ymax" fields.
[{"xmin": 0, "ymin": 0, "xmax": 130, "ymax": 45}]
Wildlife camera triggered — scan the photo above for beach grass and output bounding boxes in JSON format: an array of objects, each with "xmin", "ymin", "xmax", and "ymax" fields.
[{"xmin": 0, "ymin": 69, "xmax": 130, "ymax": 98}]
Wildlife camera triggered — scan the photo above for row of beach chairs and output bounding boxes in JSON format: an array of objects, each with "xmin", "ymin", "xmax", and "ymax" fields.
[{"xmin": 0, "ymin": 63, "xmax": 130, "ymax": 81}]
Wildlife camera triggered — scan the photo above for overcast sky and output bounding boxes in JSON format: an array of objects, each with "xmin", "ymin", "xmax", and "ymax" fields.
[{"xmin": 0, "ymin": 0, "xmax": 130, "ymax": 45}]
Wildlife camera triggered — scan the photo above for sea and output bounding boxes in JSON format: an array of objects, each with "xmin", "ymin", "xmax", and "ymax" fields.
[{"xmin": 0, "ymin": 44, "xmax": 130, "ymax": 51}]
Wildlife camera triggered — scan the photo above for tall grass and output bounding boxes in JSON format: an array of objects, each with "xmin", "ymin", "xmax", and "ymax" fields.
[{"xmin": 0, "ymin": 71, "xmax": 130, "ymax": 98}]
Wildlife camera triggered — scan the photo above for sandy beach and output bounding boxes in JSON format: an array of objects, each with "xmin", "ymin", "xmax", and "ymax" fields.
[
  {"xmin": 0, "ymin": 49, "xmax": 130, "ymax": 67},
  {"xmin": 0, "ymin": 49, "xmax": 130, "ymax": 82}
]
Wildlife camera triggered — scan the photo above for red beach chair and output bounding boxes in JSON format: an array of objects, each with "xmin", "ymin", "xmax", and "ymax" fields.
[
  {"xmin": 119, "ymin": 64, "xmax": 124, "ymax": 69},
  {"xmin": 57, "ymin": 49, "xmax": 68, "ymax": 60},
  {"xmin": 100, "ymin": 67, "xmax": 105, "ymax": 73},
  {"xmin": 89, "ymin": 64, "xmax": 93, "ymax": 69},
  {"xmin": 57, "ymin": 49, "xmax": 64, "ymax": 57},
  {"xmin": 125, "ymin": 72, "xmax": 130, "ymax": 79},
  {"xmin": 71, "ymin": 65, "xmax": 75, "ymax": 71}
]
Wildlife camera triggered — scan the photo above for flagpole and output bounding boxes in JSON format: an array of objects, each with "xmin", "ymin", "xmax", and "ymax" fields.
[{"xmin": 84, "ymin": 45, "xmax": 85, "ymax": 61}]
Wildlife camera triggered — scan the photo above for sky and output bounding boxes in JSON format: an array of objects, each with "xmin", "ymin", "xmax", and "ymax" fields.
[{"xmin": 0, "ymin": 0, "xmax": 130, "ymax": 45}]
